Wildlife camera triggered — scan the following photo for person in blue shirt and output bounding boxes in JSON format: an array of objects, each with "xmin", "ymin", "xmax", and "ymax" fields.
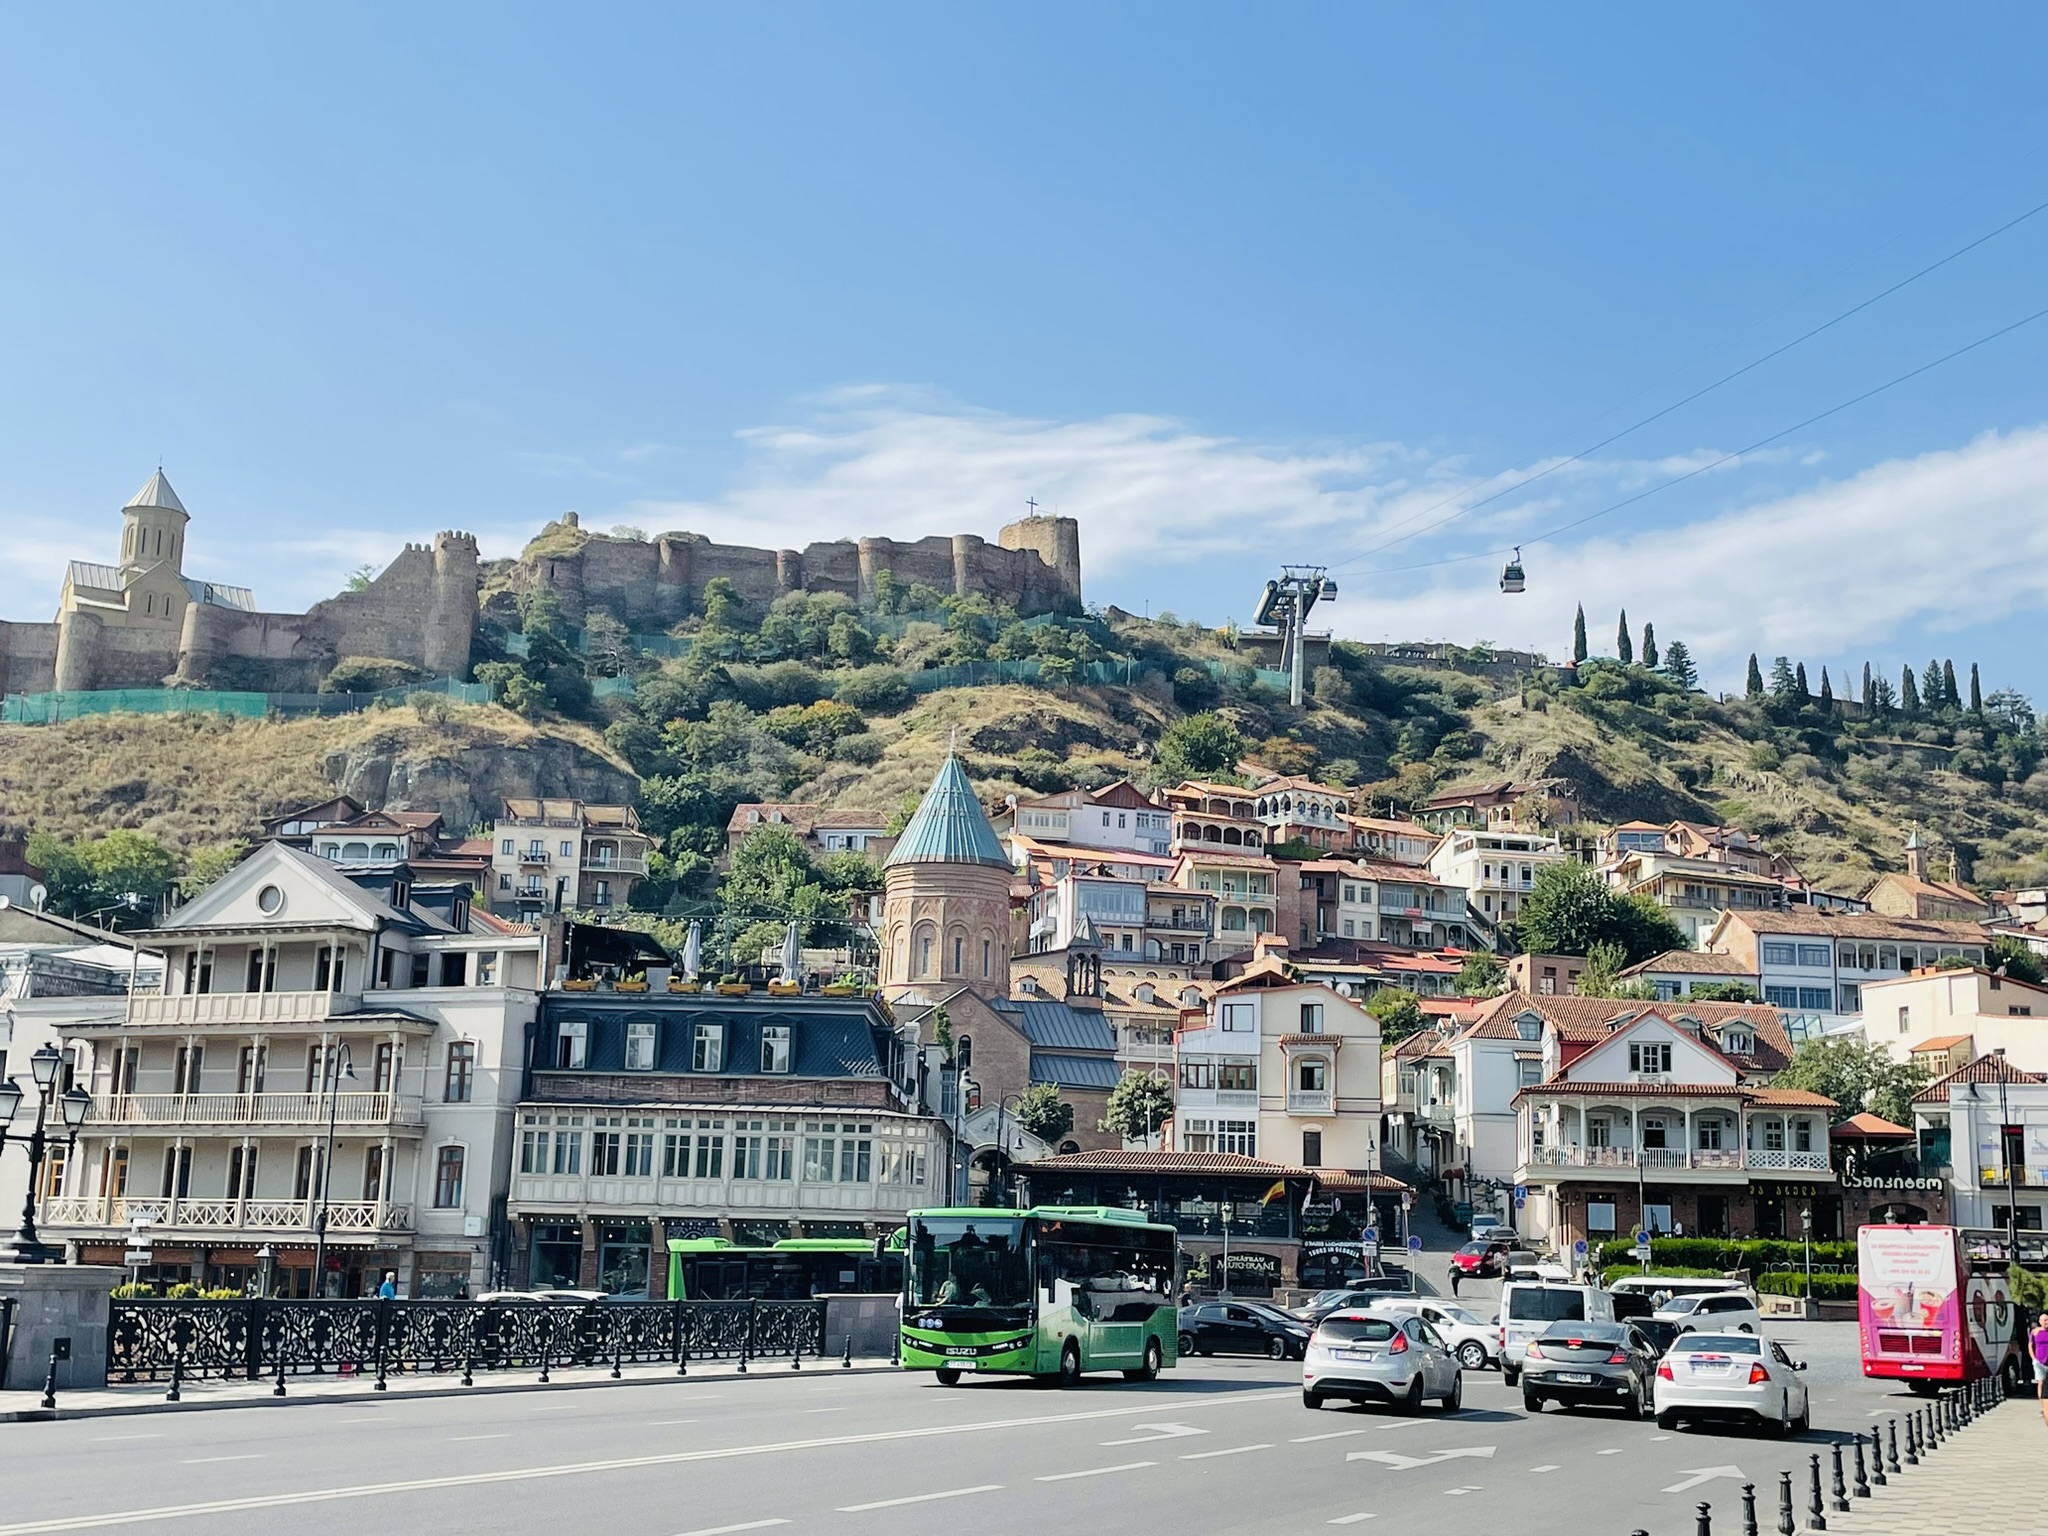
[{"xmin": 377, "ymin": 1272, "xmax": 398, "ymax": 1299}]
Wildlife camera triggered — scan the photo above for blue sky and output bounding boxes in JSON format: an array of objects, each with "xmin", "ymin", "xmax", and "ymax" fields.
[{"xmin": 3, "ymin": 6, "xmax": 2046, "ymax": 698}]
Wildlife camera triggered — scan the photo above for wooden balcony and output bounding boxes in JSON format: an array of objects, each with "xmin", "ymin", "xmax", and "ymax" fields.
[
  {"xmin": 124, "ymin": 990, "xmax": 353, "ymax": 1028},
  {"xmin": 41, "ymin": 1196, "xmax": 414, "ymax": 1234},
  {"xmin": 88, "ymin": 1091, "xmax": 423, "ymax": 1130}
]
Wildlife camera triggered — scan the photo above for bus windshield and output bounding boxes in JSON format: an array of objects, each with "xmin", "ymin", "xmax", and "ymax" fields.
[{"xmin": 908, "ymin": 1217, "xmax": 1030, "ymax": 1309}]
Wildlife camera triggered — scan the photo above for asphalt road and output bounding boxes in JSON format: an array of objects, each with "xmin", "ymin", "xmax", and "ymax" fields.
[{"xmin": 0, "ymin": 1322, "xmax": 1925, "ymax": 1536}]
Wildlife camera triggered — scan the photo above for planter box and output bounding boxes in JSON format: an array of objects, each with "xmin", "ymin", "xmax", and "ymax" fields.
[
  {"xmin": 560, "ymin": 980, "xmax": 597, "ymax": 992},
  {"xmin": 766, "ymin": 982, "xmax": 802, "ymax": 997},
  {"xmin": 614, "ymin": 982, "xmax": 649, "ymax": 993},
  {"xmin": 667, "ymin": 981, "xmax": 701, "ymax": 994},
  {"xmin": 715, "ymin": 983, "xmax": 752, "ymax": 996},
  {"xmin": 820, "ymin": 985, "xmax": 860, "ymax": 998}
]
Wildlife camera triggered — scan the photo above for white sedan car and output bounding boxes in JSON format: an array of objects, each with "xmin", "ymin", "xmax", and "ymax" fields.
[
  {"xmin": 1371, "ymin": 1297, "xmax": 1501, "ymax": 1370},
  {"xmin": 1654, "ymin": 1333, "xmax": 1810, "ymax": 1434},
  {"xmin": 1653, "ymin": 1292, "xmax": 1764, "ymax": 1335}
]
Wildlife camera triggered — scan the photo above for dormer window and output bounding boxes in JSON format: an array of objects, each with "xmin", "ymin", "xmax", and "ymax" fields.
[
  {"xmin": 1514, "ymin": 1011, "xmax": 1543, "ymax": 1042},
  {"xmin": 1720, "ymin": 1027, "xmax": 1753, "ymax": 1056},
  {"xmin": 1628, "ymin": 1041, "xmax": 1672, "ymax": 1073}
]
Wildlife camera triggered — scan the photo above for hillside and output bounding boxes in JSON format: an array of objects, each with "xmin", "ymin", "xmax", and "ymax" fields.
[{"xmin": 6, "ymin": 593, "xmax": 2045, "ymax": 907}]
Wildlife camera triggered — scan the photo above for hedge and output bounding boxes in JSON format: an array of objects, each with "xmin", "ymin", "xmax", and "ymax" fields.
[
  {"xmin": 1599, "ymin": 1264, "xmax": 1726, "ymax": 1286},
  {"xmin": 1756, "ymin": 1272, "xmax": 1859, "ymax": 1301},
  {"xmin": 1593, "ymin": 1237, "xmax": 1856, "ymax": 1275}
]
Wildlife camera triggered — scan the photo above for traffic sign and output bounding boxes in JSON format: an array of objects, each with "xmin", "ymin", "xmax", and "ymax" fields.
[
  {"xmin": 1634, "ymin": 1230, "xmax": 1651, "ymax": 1245},
  {"xmin": 1514, "ymin": 1184, "xmax": 1527, "ymax": 1200},
  {"xmin": 1400, "ymin": 1191, "xmax": 1413, "ymax": 1209},
  {"xmin": 1407, "ymin": 1235, "xmax": 1423, "ymax": 1252},
  {"xmin": 1573, "ymin": 1239, "xmax": 1589, "ymax": 1255},
  {"xmin": 1362, "ymin": 1226, "xmax": 1379, "ymax": 1244},
  {"xmin": 1514, "ymin": 1193, "xmax": 1526, "ymax": 1209},
  {"xmin": 124, "ymin": 1248, "xmax": 152, "ymax": 1266}
]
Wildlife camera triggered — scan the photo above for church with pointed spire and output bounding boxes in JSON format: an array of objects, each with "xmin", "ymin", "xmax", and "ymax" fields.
[{"xmin": 0, "ymin": 471, "xmax": 480, "ymax": 695}]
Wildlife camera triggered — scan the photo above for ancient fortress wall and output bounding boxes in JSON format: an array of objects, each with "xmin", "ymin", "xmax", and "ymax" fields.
[{"xmin": 508, "ymin": 513, "xmax": 1083, "ymax": 629}]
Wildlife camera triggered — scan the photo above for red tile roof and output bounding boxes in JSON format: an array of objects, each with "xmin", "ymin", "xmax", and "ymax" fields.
[
  {"xmin": 1465, "ymin": 990, "xmax": 1793, "ymax": 1074},
  {"xmin": 1832, "ymin": 1112, "xmax": 1915, "ymax": 1139},
  {"xmin": 1513, "ymin": 1082, "xmax": 1836, "ymax": 1107},
  {"xmin": 1622, "ymin": 949, "xmax": 1756, "ymax": 976},
  {"xmin": 1913, "ymin": 1054, "xmax": 2048, "ymax": 1102}
]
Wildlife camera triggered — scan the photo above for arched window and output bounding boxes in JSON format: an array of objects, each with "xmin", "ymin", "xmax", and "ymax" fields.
[
  {"xmin": 342, "ymin": 842, "xmax": 369, "ymax": 861},
  {"xmin": 952, "ymin": 935, "xmax": 965, "ymax": 974},
  {"xmin": 956, "ymin": 1034, "xmax": 973, "ymax": 1069},
  {"xmin": 1246, "ymin": 831, "xmax": 1262, "ymax": 847},
  {"xmin": 917, "ymin": 929, "xmax": 935, "ymax": 977},
  {"xmin": 1203, "ymin": 825, "xmax": 1221, "ymax": 843},
  {"xmin": 1223, "ymin": 826, "xmax": 1242, "ymax": 846},
  {"xmin": 981, "ymin": 937, "xmax": 992, "ymax": 978}
]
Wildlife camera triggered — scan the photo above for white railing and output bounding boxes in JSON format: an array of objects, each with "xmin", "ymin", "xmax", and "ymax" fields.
[
  {"xmin": 1745, "ymin": 1150, "xmax": 1829, "ymax": 1172},
  {"xmin": 1286, "ymin": 1092, "xmax": 1334, "ymax": 1114},
  {"xmin": 1526, "ymin": 1146, "xmax": 1830, "ymax": 1174},
  {"xmin": 40, "ymin": 1196, "xmax": 412, "ymax": 1232},
  {"xmin": 125, "ymin": 990, "xmax": 350, "ymax": 1027},
  {"xmin": 90, "ymin": 1092, "xmax": 420, "ymax": 1128}
]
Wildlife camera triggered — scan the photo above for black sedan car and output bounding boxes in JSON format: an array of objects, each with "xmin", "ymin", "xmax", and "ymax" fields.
[
  {"xmin": 1519, "ymin": 1319, "xmax": 1661, "ymax": 1418},
  {"xmin": 1177, "ymin": 1300, "xmax": 1312, "ymax": 1360}
]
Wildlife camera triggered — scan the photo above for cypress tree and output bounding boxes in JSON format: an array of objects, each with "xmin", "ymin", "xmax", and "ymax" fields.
[
  {"xmin": 1572, "ymin": 605, "xmax": 1588, "ymax": 664},
  {"xmin": 1793, "ymin": 662, "xmax": 1811, "ymax": 704},
  {"xmin": 1901, "ymin": 664, "xmax": 1921, "ymax": 712},
  {"xmin": 1642, "ymin": 622, "xmax": 1659, "ymax": 668},
  {"xmin": 1969, "ymin": 662, "xmax": 1983, "ymax": 713},
  {"xmin": 1746, "ymin": 654, "xmax": 1764, "ymax": 698},
  {"xmin": 1819, "ymin": 667, "xmax": 1834, "ymax": 709},
  {"xmin": 1861, "ymin": 660, "xmax": 1872, "ymax": 704},
  {"xmin": 1617, "ymin": 610, "xmax": 1633, "ymax": 664},
  {"xmin": 1942, "ymin": 659, "xmax": 1959, "ymax": 709},
  {"xmin": 1923, "ymin": 659, "xmax": 1944, "ymax": 710}
]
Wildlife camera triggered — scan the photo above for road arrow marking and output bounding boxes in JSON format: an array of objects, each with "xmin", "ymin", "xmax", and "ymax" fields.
[
  {"xmin": 1102, "ymin": 1423, "xmax": 1208, "ymax": 1446},
  {"xmin": 1347, "ymin": 1447, "xmax": 1498, "ymax": 1472},
  {"xmin": 1663, "ymin": 1466, "xmax": 1747, "ymax": 1495}
]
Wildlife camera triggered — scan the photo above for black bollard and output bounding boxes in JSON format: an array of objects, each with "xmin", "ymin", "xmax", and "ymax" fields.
[
  {"xmin": 538, "ymin": 1314, "xmax": 551, "ymax": 1385},
  {"xmin": 1886, "ymin": 1418, "xmax": 1901, "ymax": 1475},
  {"xmin": 1696, "ymin": 1501, "xmax": 1712, "ymax": 1536},
  {"xmin": 166, "ymin": 1341, "xmax": 185, "ymax": 1404},
  {"xmin": 790, "ymin": 1329, "xmax": 801, "ymax": 1372},
  {"xmin": 462, "ymin": 1347, "xmax": 473, "ymax": 1388},
  {"xmin": 1852, "ymin": 1433, "xmax": 1870, "ymax": 1497},
  {"xmin": 40, "ymin": 1352, "xmax": 60, "ymax": 1412},
  {"xmin": 274, "ymin": 1348, "xmax": 287, "ymax": 1398},
  {"xmin": 1927, "ymin": 1403, "xmax": 1940, "ymax": 1447},
  {"xmin": 612, "ymin": 1335, "xmax": 623, "ymax": 1380},
  {"xmin": 1741, "ymin": 1481, "xmax": 1758, "ymax": 1536},
  {"xmin": 1830, "ymin": 1441, "xmax": 1848, "ymax": 1513},
  {"xmin": 1904, "ymin": 1411, "xmax": 1919, "ymax": 1465},
  {"xmin": 1776, "ymin": 1470, "xmax": 1796, "ymax": 1536},
  {"xmin": 1869, "ymin": 1425, "xmax": 1886, "ymax": 1486},
  {"xmin": 1807, "ymin": 1454, "xmax": 1827, "ymax": 1531},
  {"xmin": 842, "ymin": 1331, "xmax": 853, "ymax": 1369},
  {"xmin": 677, "ymin": 1339, "xmax": 689, "ymax": 1378}
]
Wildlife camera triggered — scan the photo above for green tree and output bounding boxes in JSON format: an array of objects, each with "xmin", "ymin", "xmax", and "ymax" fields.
[
  {"xmin": 177, "ymin": 842, "xmax": 247, "ymax": 899},
  {"xmin": 721, "ymin": 823, "xmax": 843, "ymax": 942},
  {"xmin": 344, "ymin": 562, "xmax": 377, "ymax": 592},
  {"xmin": 1686, "ymin": 980, "xmax": 1762, "ymax": 1003},
  {"xmin": 1900, "ymin": 664, "xmax": 1920, "ymax": 712},
  {"xmin": 1660, "ymin": 640, "xmax": 1698, "ymax": 690},
  {"xmin": 1012, "ymin": 1082, "xmax": 1075, "ymax": 1146},
  {"xmin": 1153, "ymin": 712, "xmax": 1246, "ymax": 784},
  {"xmin": 1616, "ymin": 610, "xmax": 1633, "ymax": 664},
  {"xmin": 1769, "ymin": 656, "xmax": 1796, "ymax": 697},
  {"xmin": 1866, "ymin": 673, "xmax": 1896, "ymax": 714},
  {"xmin": 1100, "ymin": 1070, "xmax": 1175, "ymax": 1144},
  {"xmin": 1922, "ymin": 659, "xmax": 1945, "ymax": 712},
  {"xmin": 1573, "ymin": 940, "xmax": 1657, "ymax": 999},
  {"xmin": 1819, "ymin": 667, "xmax": 1834, "ymax": 710},
  {"xmin": 1969, "ymin": 663, "xmax": 1983, "ymax": 714},
  {"xmin": 1861, "ymin": 661, "xmax": 1872, "ymax": 703},
  {"xmin": 1572, "ymin": 605, "xmax": 1588, "ymax": 664},
  {"xmin": 1367, "ymin": 987, "xmax": 1427, "ymax": 1045},
  {"xmin": 1454, "ymin": 951, "xmax": 1507, "ymax": 997},
  {"xmin": 1772, "ymin": 1037, "xmax": 1930, "ymax": 1126},
  {"xmin": 1640, "ymin": 622, "xmax": 1658, "ymax": 669},
  {"xmin": 1990, "ymin": 935, "xmax": 2045, "ymax": 985},
  {"xmin": 1942, "ymin": 659, "xmax": 1960, "ymax": 709},
  {"xmin": 1512, "ymin": 859, "xmax": 1687, "ymax": 963},
  {"xmin": 1793, "ymin": 662, "xmax": 1811, "ymax": 705},
  {"xmin": 868, "ymin": 567, "xmax": 905, "ymax": 615},
  {"xmin": 582, "ymin": 610, "xmax": 635, "ymax": 678},
  {"xmin": 1746, "ymin": 654, "xmax": 1765, "ymax": 699},
  {"xmin": 25, "ymin": 829, "xmax": 178, "ymax": 926}
]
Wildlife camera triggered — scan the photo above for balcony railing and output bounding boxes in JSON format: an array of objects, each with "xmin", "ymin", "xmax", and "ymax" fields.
[
  {"xmin": 1286, "ymin": 1091, "xmax": 1334, "ymax": 1114},
  {"xmin": 1979, "ymin": 1166, "xmax": 2048, "ymax": 1188},
  {"xmin": 582, "ymin": 852, "xmax": 648, "ymax": 875},
  {"xmin": 1525, "ymin": 1146, "xmax": 1830, "ymax": 1173},
  {"xmin": 89, "ymin": 1091, "xmax": 422, "ymax": 1129},
  {"xmin": 125, "ymin": 990, "xmax": 351, "ymax": 1027},
  {"xmin": 41, "ymin": 1196, "xmax": 413, "ymax": 1233}
]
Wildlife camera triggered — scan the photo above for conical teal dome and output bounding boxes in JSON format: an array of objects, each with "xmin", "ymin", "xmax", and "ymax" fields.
[{"xmin": 885, "ymin": 756, "xmax": 1012, "ymax": 869}]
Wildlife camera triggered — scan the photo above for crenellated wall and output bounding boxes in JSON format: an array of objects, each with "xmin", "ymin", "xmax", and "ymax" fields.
[{"xmin": 505, "ymin": 512, "xmax": 1082, "ymax": 628}]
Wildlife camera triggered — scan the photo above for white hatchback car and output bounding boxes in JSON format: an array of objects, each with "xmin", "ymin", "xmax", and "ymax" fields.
[
  {"xmin": 1303, "ymin": 1311, "xmax": 1464, "ymax": 1413},
  {"xmin": 1654, "ymin": 1332, "xmax": 1810, "ymax": 1434},
  {"xmin": 1371, "ymin": 1297, "xmax": 1500, "ymax": 1370},
  {"xmin": 1653, "ymin": 1292, "xmax": 1764, "ymax": 1336}
]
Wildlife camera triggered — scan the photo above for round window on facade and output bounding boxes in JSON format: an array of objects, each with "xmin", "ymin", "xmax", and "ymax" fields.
[{"xmin": 257, "ymin": 884, "xmax": 285, "ymax": 915}]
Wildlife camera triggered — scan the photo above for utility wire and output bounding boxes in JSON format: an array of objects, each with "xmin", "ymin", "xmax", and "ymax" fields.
[
  {"xmin": 1331, "ymin": 195, "xmax": 2048, "ymax": 570},
  {"xmin": 1357, "ymin": 301, "xmax": 2048, "ymax": 577}
]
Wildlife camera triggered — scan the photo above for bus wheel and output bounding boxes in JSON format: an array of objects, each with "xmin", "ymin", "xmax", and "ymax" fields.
[
  {"xmin": 935, "ymin": 1368, "xmax": 961, "ymax": 1387},
  {"xmin": 1058, "ymin": 1341, "xmax": 1083, "ymax": 1389},
  {"xmin": 1124, "ymin": 1338, "xmax": 1162, "ymax": 1383}
]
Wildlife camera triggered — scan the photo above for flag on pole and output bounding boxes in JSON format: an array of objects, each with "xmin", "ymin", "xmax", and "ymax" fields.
[{"xmin": 1260, "ymin": 1179, "xmax": 1288, "ymax": 1205}]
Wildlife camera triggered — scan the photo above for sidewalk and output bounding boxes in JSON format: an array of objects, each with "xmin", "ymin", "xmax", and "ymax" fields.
[
  {"xmin": 4, "ymin": 1354, "xmax": 895, "ymax": 1422},
  {"xmin": 1816, "ymin": 1398, "xmax": 2048, "ymax": 1536}
]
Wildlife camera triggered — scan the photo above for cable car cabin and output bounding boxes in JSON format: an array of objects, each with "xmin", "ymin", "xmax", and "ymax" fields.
[
  {"xmin": 665, "ymin": 1234, "xmax": 905, "ymax": 1300},
  {"xmin": 1500, "ymin": 549, "xmax": 1526, "ymax": 593}
]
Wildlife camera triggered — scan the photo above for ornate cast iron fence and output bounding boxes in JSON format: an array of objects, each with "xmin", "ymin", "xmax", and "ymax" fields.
[{"xmin": 107, "ymin": 1298, "xmax": 827, "ymax": 1383}]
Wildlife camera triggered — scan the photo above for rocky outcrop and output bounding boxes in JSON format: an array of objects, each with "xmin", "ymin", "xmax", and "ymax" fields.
[{"xmin": 322, "ymin": 730, "xmax": 637, "ymax": 831}]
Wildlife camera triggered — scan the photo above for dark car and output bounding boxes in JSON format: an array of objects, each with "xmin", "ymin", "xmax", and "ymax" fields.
[
  {"xmin": 1519, "ymin": 1319, "xmax": 1661, "ymax": 1418},
  {"xmin": 1630, "ymin": 1317, "xmax": 1683, "ymax": 1358},
  {"xmin": 1178, "ymin": 1300, "xmax": 1312, "ymax": 1360}
]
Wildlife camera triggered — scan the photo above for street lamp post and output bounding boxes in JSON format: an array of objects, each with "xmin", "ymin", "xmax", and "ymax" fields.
[
  {"xmin": 0, "ymin": 1040, "xmax": 94, "ymax": 1264},
  {"xmin": 996, "ymin": 1093, "xmax": 1028, "ymax": 1209},
  {"xmin": 310, "ymin": 1044, "xmax": 355, "ymax": 1298},
  {"xmin": 1219, "ymin": 1201, "xmax": 1236, "ymax": 1299},
  {"xmin": 1801, "ymin": 1206, "xmax": 1814, "ymax": 1312}
]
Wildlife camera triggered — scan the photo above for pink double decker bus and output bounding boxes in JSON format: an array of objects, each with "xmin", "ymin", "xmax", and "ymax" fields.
[{"xmin": 1858, "ymin": 1224, "xmax": 2022, "ymax": 1394}]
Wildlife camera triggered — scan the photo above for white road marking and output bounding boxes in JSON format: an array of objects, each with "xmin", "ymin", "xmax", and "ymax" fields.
[
  {"xmin": 528, "ymin": 1404, "xmax": 577, "ymax": 1412},
  {"xmin": 1292, "ymin": 1428, "xmax": 1371, "ymax": 1443},
  {"xmin": 1348, "ymin": 1447, "xmax": 1496, "ymax": 1471},
  {"xmin": 1328, "ymin": 1515, "xmax": 1378, "ymax": 1525},
  {"xmin": 803, "ymin": 1407, "xmax": 848, "ymax": 1415},
  {"xmin": 1444, "ymin": 1486, "xmax": 1484, "ymax": 1496},
  {"xmin": 673, "ymin": 1522, "xmax": 789, "ymax": 1536},
  {"xmin": 1529, "ymin": 1465, "xmax": 1560, "ymax": 1473},
  {"xmin": 1597, "ymin": 1448, "xmax": 1622, "ymax": 1455},
  {"xmin": 89, "ymin": 1435, "xmax": 162, "ymax": 1442},
  {"xmin": 1374, "ymin": 1420, "xmax": 1432, "ymax": 1431},
  {"xmin": 1651, "ymin": 1435, "xmax": 1672, "ymax": 1442},
  {"xmin": 648, "ymin": 1419, "xmax": 700, "ymax": 1427},
  {"xmin": 0, "ymin": 1396, "xmax": 1288, "ymax": 1535},
  {"xmin": 837, "ymin": 1486, "xmax": 1002, "ymax": 1511},
  {"xmin": 1663, "ymin": 1466, "xmax": 1747, "ymax": 1495},
  {"xmin": 1102, "ymin": 1422, "xmax": 1207, "ymax": 1446},
  {"xmin": 1179, "ymin": 1444, "xmax": 1272, "ymax": 1460},
  {"xmin": 180, "ymin": 1456, "xmax": 262, "ymax": 1465},
  {"xmin": 450, "ymin": 1435, "xmax": 509, "ymax": 1442},
  {"xmin": 1036, "ymin": 1462, "xmax": 1158, "ymax": 1482},
  {"xmin": 332, "ymin": 1417, "xmax": 385, "ymax": 1424}
]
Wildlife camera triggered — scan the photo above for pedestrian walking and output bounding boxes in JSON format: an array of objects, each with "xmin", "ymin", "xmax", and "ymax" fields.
[
  {"xmin": 1447, "ymin": 1263, "xmax": 1461, "ymax": 1298},
  {"xmin": 2029, "ymin": 1312, "xmax": 2048, "ymax": 1418}
]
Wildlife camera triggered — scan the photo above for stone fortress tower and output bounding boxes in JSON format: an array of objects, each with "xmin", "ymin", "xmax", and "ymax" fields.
[{"xmin": 879, "ymin": 754, "xmax": 1015, "ymax": 1005}]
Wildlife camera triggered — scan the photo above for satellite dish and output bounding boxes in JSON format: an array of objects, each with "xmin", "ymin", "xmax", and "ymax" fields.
[{"xmin": 29, "ymin": 884, "xmax": 48, "ymax": 911}]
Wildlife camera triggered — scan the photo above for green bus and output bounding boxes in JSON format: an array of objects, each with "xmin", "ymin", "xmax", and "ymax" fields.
[
  {"xmin": 666, "ymin": 1234, "xmax": 904, "ymax": 1300},
  {"xmin": 900, "ymin": 1206, "xmax": 1180, "ymax": 1387}
]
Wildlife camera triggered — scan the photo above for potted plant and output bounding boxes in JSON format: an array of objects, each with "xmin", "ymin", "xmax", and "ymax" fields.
[
  {"xmin": 766, "ymin": 979, "xmax": 802, "ymax": 997},
  {"xmin": 715, "ymin": 973, "xmax": 752, "ymax": 996},
  {"xmin": 820, "ymin": 970, "xmax": 864, "ymax": 997},
  {"xmin": 667, "ymin": 976, "xmax": 701, "ymax": 993},
  {"xmin": 614, "ymin": 971, "xmax": 649, "ymax": 993},
  {"xmin": 560, "ymin": 978, "xmax": 597, "ymax": 992}
]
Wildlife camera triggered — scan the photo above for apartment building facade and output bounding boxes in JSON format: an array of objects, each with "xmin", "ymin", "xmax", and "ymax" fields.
[
  {"xmin": 1864, "ymin": 966, "xmax": 2048, "ymax": 1074},
  {"xmin": 1910, "ymin": 1055, "xmax": 2048, "ymax": 1236},
  {"xmin": 1428, "ymin": 827, "xmax": 1568, "ymax": 929},
  {"xmin": 489, "ymin": 798, "xmax": 654, "ymax": 917},
  {"xmin": 1705, "ymin": 910, "xmax": 1990, "ymax": 1027}
]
